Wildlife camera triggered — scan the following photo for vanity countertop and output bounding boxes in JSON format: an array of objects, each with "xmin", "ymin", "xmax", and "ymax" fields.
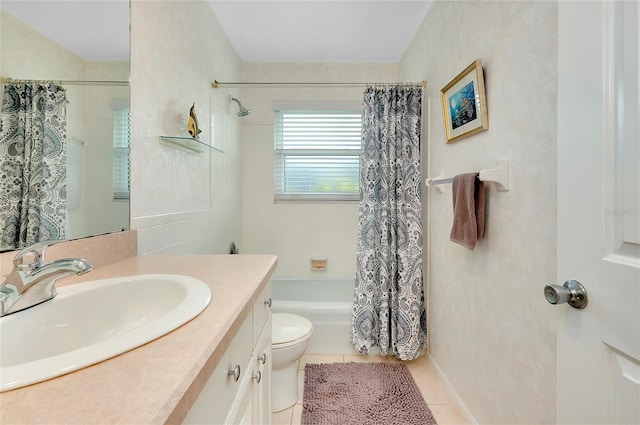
[{"xmin": 0, "ymin": 254, "xmax": 278, "ymax": 425}]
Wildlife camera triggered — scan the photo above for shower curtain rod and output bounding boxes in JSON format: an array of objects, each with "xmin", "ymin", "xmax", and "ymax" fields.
[
  {"xmin": 211, "ymin": 80, "xmax": 427, "ymax": 89},
  {"xmin": 1, "ymin": 77, "xmax": 129, "ymax": 86}
]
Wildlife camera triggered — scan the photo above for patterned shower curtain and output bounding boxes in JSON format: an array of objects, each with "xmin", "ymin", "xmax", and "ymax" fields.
[
  {"xmin": 0, "ymin": 83, "xmax": 67, "ymax": 249},
  {"xmin": 351, "ymin": 86, "xmax": 426, "ymax": 360}
]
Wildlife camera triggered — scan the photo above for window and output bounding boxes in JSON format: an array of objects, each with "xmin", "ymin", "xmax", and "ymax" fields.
[
  {"xmin": 274, "ymin": 108, "xmax": 362, "ymax": 202},
  {"xmin": 112, "ymin": 101, "xmax": 130, "ymax": 200}
]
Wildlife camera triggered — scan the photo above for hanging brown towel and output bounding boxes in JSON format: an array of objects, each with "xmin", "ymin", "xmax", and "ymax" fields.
[{"xmin": 449, "ymin": 172, "xmax": 485, "ymax": 250}]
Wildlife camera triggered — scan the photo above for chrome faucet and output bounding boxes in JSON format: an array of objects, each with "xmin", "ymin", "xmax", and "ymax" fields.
[{"xmin": 0, "ymin": 240, "xmax": 93, "ymax": 316}]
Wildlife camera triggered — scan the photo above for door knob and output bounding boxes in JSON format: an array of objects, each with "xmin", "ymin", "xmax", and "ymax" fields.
[{"xmin": 544, "ymin": 280, "xmax": 588, "ymax": 309}]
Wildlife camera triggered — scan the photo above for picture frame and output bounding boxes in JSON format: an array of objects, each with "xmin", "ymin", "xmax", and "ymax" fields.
[{"xmin": 440, "ymin": 59, "xmax": 488, "ymax": 143}]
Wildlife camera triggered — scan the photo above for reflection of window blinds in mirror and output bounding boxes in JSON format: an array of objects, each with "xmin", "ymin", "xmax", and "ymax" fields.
[
  {"xmin": 66, "ymin": 139, "xmax": 85, "ymax": 212},
  {"xmin": 112, "ymin": 101, "xmax": 130, "ymax": 199}
]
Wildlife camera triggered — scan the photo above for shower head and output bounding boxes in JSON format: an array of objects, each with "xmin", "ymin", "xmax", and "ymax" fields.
[{"xmin": 229, "ymin": 95, "xmax": 250, "ymax": 117}]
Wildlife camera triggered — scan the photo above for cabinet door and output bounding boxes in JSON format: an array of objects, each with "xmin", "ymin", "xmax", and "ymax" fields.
[
  {"xmin": 183, "ymin": 316, "xmax": 252, "ymax": 425},
  {"xmin": 252, "ymin": 281, "xmax": 272, "ymax": 346},
  {"xmin": 253, "ymin": 315, "xmax": 272, "ymax": 425},
  {"xmin": 235, "ymin": 401, "xmax": 253, "ymax": 425},
  {"xmin": 227, "ymin": 365, "xmax": 254, "ymax": 425}
]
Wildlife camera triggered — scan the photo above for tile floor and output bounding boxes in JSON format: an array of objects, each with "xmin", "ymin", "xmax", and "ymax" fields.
[{"xmin": 272, "ymin": 354, "xmax": 469, "ymax": 425}]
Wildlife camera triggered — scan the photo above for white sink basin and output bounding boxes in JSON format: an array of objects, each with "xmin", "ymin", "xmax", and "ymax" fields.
[{"xmin": 0, "ymin": 274, "xmax": 211, "ymax": 392}]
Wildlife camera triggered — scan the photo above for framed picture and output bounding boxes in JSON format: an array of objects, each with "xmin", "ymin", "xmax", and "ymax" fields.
[{"xmin": 441, "ymin": 59, "xmax": 488, "ymax": 143}]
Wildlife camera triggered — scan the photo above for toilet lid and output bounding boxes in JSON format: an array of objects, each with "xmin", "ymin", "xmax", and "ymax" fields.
[{"xmin": 272, "ymin": 313, "xmax": 313, "ymax": 345}]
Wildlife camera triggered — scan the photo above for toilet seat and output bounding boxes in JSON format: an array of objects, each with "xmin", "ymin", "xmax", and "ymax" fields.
[{"xmin": 272, "ymin": 313, "xmax": 313, "ymax": 349}]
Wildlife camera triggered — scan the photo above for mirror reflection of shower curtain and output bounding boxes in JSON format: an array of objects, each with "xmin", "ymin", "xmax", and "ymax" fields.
[
  {"xmin": 0, "ymin": 83, "xmax": 67, "ymax": 249},
  {"xmin": 65, "ymin": 139, "xmax": 83, "ymax": 212}
]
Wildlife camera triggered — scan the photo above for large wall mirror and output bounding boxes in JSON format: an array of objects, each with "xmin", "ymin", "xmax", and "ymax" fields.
[{"xmin": 0, "ymin": 1, "xmax": 130, "ymax": 252}]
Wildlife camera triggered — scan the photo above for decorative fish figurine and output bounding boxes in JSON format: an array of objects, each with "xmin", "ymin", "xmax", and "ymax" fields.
[{"xmin": 187, "ymin": 102, "xmax": 202, "ymax": 139}]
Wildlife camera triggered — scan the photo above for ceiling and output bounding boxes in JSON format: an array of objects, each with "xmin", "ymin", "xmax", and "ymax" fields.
[
  {"xmin": 0, "ymin": 0, "xmax": 130, "ymax": 62},
  {"xmin": 207, "ymin": 1, "xmax": 433, "ymax": 63},
  {"xmin": 0, "ymin": 0, "xmax": 432, "ymax": 63}
]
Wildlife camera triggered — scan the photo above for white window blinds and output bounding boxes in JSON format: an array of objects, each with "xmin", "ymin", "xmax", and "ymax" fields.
[
  {"xmin": 274, "ymin": 109, "xmax": 362, "ymax": 201},
  {"xmin": 112, "ymin": 101, "xmax": 130, "ymax": 200}
]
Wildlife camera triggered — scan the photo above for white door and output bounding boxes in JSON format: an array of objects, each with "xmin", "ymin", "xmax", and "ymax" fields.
[{"xmin": 557, "ymin": 1, "xmax": 640, "ymax": 424}]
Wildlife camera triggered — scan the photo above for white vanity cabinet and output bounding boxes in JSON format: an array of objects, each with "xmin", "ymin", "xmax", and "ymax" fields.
[{"xmin": 183, "ymin": 282, "xmax": 272, "ymax": 425}]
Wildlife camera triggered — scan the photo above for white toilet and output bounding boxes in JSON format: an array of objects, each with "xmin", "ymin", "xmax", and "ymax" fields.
[{"xmin": 271, "ymin": 312, "xmax": 313, "ymax": 412}]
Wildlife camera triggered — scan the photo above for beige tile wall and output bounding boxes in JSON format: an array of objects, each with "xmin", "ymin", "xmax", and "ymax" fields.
[
  {"xmin": 240, "ymin": 63, "xmax": 398, "ymax": 278},
  {"xmin": 129, "ymin": 1, "xmax": 243, "ymax": 255}
]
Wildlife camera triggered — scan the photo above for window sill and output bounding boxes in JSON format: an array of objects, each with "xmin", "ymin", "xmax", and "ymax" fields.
[{"xmin": 274, "ymin": 194, "xmax": 359, "ymax": 203}]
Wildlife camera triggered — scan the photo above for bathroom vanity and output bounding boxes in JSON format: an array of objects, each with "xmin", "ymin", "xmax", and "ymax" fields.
[
  {"xmin": 0, "ymin": 254, "xmax": 277, "ymax": 424},
  {"xmin": 183, "ymin": 280, "xmax": 273, "ymax": 424}
]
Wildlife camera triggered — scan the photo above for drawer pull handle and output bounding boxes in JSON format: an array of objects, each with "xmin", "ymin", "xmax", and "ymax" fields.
[
  {"xmin": 264, "ymin": 298, "xmax": 272, "ymax": 308},
  {"xmin": 258, "ymin": 353, "xmax": 267, "ymax": 365},
  {"xmin": 228, "ymin": 365, "xmax": 241, "ymax": 382},
  {"xmin": 252, "ymin": 370, "xmax": 262, "ymax": 384}
]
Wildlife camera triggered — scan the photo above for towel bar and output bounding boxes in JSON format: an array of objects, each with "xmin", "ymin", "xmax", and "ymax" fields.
[{"xmin": 426, "ymin": 159, "xmax": 511, "ymax": 192}]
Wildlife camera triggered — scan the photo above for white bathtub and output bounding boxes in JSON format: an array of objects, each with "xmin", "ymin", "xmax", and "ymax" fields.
[{"xmin": 271, "ymin": 278, "xmax": 358, "ymax": 354}]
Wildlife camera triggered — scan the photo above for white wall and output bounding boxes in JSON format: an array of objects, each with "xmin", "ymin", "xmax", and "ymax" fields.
[
  {"xmin": 129, "ymin": 1, "xmax": 242, "ymax": 255},
  {"xmin": 240, "ymin": 63, "xmax": 397, "ymax": 278},
  {"xmin": 399, "ymin": 2, "xmax": 558, "ymax": 424}
]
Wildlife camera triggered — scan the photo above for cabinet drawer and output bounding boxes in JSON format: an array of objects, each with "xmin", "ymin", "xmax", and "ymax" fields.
[
  {"xmin": 183, "ymin": 312, "xmax": 252, "ymax": 425},
  {"xmin": 252, "ymin": 281, "xmax": 272, "ymax": 345}
]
